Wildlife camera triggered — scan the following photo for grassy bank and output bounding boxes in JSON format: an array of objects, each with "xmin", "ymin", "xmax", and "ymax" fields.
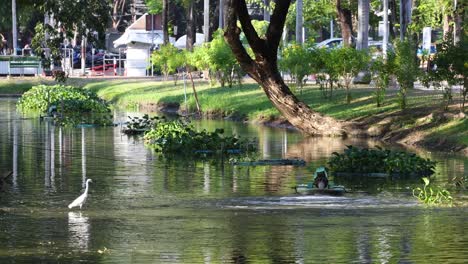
[{"xmin": 1, "ymin": 77, "xmax": 466, "ymax": 152}]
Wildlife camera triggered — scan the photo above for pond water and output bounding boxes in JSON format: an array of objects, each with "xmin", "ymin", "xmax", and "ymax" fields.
[{"xmin": 0, "ymin": 98, "xmax": 467, "ymax": 263}]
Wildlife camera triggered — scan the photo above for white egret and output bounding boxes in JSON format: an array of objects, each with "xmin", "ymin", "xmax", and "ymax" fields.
[{"xmin": 68, "ymin": 179, "xmax": 93, "ymax": 209}]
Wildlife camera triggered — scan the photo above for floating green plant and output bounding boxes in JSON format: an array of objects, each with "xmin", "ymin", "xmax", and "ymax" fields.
[
  {"xmin": 144, "ymin": 120, "xmax": 257, "ymax": 157},
  {"xmin": 328, "ymin": 146, "xmax": 436, "ymax": 176},
  {"xmin": 122, "ymin": 114, "xmax": 166, "ymax": 135},
  {"xmin": 17, "ymin": 84, "xmax": 112, "ymax": 126},
  {"xmin": 413, "ymin": 177, "xmax": 453, "ymax": 206}
]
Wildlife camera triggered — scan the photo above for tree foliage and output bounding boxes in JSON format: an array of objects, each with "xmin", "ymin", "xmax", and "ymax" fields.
[
  {"xmin": 279, "ymin": 43, "xmax": 312, "ymax": 93},
  {"xmin": 30, "ymin": 0, "xmax": 110, "ymax": 64},
  {"xmin": 285, "ymin": 0, "xmax": 335, "ymax": 40},
  {"xmin": 151, "ymin": 44, "xmax": 185, "ymax": 83},
  {"xmin": 333, "ymin": 47, "xmax": 370, "ymax": 103},
  {"xmin": 394, "ymin": 39, "xmax": 419, "ymax": 109},
  {"xmin": 145, "ymin": 0, "xmax": 163, "ymax": 14},
  {"xmin": 370, "ymin": 52, "xmax": 396, "ymax": 107},
  {"xmin": 427, "ymin": 33, "xmax": 468, "ymax": 112}
]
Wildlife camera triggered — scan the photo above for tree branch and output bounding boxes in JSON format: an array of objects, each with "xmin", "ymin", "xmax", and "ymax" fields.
[
  {"xmin": 224, "ymin": 0, "xmax": 255, "ymax": 73},
  {"xmin": 266, "ymin": 0, "xmax": 291, "ymax": 51},
  {"xmin": 236, "ymin": 0, "xmax": 267, "ymax": 54}
]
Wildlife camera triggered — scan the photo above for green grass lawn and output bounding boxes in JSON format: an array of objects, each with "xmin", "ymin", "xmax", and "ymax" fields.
[
  {"xmin": 0, "ymin": 77, "xmax": 453, "ymax": 121},
  {"xmin": 0, "ymin": 78, "xmax": 50, "ymax": 94},
  {"xmin": 79, "ymin": 78, "xmax": 448, "ymax": 122},
  {"xmin": 426, "ymin": 118, "xmax": 468, "ymax": 145},
  {"xmin": 1, "ymin": 76, "xmax": 465, "ymax": 151}
]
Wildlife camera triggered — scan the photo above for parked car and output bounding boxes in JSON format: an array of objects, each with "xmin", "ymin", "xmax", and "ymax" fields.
[
  {"xmin": 315, "ymin": 37, "xmax": 374, "ymax": 49},
  {"xmin": 368, "ymin": 41, "xmax": 394, "ymax": 59},
  {"xmin": 316, "ymin": 38, "xmax": 344, "ymax": 49}
]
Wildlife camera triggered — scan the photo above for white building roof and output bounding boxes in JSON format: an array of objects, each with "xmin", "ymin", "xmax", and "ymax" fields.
[
  {"xmin": 113, "ymin": 14, "xmax": 175, "ymax": 48},
  {"xmin": 174, "ymin": 33, "xmax": 205, "ymax": 49},
  {"xmin": 114, "ymin": 29, "xmax": 170, "ymax": 47}
]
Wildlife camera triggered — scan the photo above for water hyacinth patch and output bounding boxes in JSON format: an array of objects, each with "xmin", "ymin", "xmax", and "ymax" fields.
[
  {"xmin": 17, "ymin": 84, "xmax": 112, "ymax": 126},
  {"xmin": 328, "ymin": 145, "xmax": 436, "ymax": 176},
  {"xmin": 122, "ymin": 114, "xmax": 166, "ymax": 135},
  {"xmin": 144, "ymin": 120, "xmax": 257, "ymax": 157}
]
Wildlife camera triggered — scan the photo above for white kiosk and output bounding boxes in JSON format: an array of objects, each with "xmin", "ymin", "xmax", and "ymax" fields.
[{"xmin": 114, "ymin": 14, "xmax": 174, "ymax": 77}]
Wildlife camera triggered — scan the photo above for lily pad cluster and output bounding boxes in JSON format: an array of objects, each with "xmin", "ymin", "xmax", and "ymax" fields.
[
  {"xmin": 144, "ymin": 120, "xmax": 257, "ymax": 156},
  {"xmin": 17, "ymin": 84, "xmax": 112, "ymax": 126},
  {"xmin": 328, "ymin": 146, "xmax": 436, "ymax": 176}
]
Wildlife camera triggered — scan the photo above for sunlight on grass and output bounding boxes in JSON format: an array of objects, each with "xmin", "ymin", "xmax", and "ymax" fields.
[{"xmin": 427, "ymin": 118, "xmax": 468, "ymax": 145}]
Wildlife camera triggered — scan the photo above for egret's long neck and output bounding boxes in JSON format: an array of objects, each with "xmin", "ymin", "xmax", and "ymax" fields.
[{"xmin": 84, "ymin": 181, "xmax": 90, "ymax": 194}]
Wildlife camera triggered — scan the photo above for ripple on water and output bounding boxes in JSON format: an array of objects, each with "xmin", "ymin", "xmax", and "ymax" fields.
[{"xmin": 223, "ymin": 194, "xmax": 419, "ymax": 210}]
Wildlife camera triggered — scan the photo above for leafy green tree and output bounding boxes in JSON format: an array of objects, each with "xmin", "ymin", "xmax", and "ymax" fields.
[
  {"xmin": 224, "ymin": 0, "xmax": 348, "ymax": 136},
  {"xmin": 187, "ymin": 45, "xmax": 210, "ymax": 73},
  {"xmin": 205, "ymin": 29, "xmax": 242, "ymax": 87},
  {"xmin": 151, "ymin": 44, "xmax": 185, "ymax": 84},
  {"xmin": 394, "ymin": 39, "xmax": 419, "ymax": 109},
  {"xmin": 279, "ymin": 43, "xmax": 311, "ymax": 94},
  {"xmin": 317, "ymin": 48, "xmax": 341, "ymax": 99},
  {"xmin": 410, "ymin": 0, "xmax": 451, "ymax": 34},
  {"xmin": 31, "ymin": 0, "xmax": 110, "ymax": 66},
  {"xmin": 285, "ymin": 0, "xmax": 335, "ymax": 41},
  {"xmin": 429, "ymin": 33, "xmax": 467, "ymax": 112},
  {"xmin": 333, "ymin": 47, "xmax": 370, "ymax": 103},
  {"xmin": 0, "ymin": 0, "xmax": 41, "ymax": 47},
  {"xmin": 370, "ymin": 52, "xmax": 396, "ymax": 107}
]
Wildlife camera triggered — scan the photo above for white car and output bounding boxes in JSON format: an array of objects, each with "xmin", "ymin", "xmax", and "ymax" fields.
[
  {"xmin": 315, "ymin": 37, "xmax": 375, "ymax": 49},
  {"xmin": 316, "ymin": 38, "xmax": 344, "ymax": 49}
]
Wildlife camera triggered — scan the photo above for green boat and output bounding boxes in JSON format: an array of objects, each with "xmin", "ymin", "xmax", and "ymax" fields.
[
  {"xmin": 294, "ymin": 166, "xmax": 346, "ymax": 196},
  {"xmin": 232, "ymin": 159, "xmax": 306, "ymax": 166},
  {"xmin": 294, "ymin": 184, "xmax": 346, "ymax": 196}
]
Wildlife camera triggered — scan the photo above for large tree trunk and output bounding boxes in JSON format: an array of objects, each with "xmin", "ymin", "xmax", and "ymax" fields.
[
  {"xmin": 163, "ymin": 0, "xmax": 169, "ymax": 44},
  {"xmin": 399, "ymin": 0, "xmax": 412, "ymax": 40},
  {"xmin": 296, "ymin": 0, "xmax": 303, "ymax": 44},
  {"xmin": 357, "ymin": 0, "xmax": 369, "ymax": 50},
  {"xmin": 186, "ymin": 0, "xmax": 196, "ymax": 51},
  {"xmin": 12, "ymin": 0, "xmax": 18, "ymax": 55},
  {"xmin": 218, "ymin": 0, "xmax": 224, "ymax": 29},
  {"xmin": 204, "ymin": 0, "xmax": 210, "ymax": 42},
  {"xmin": 336, "ymin": 0, "xmax": 353, "ymax": 47},
  {"xmin": 453, "ymin": 1, "xmax": 464, "ymax": 44},
  {"xmin": 224, "ymin": 0, "xmax": 344, "ymax": 136},
  {"xmin": 263, "ymin": 0, "xmax": 270, "ymax": 22},
  {"xmin": 389, "ymin": 0, "xmax": 397, "ymax": 39}
]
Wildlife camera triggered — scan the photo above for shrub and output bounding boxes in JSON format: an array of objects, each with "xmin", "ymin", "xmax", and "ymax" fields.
[{"xmin": 52, "ymin": 69, "xmax": 68, "ymax": 83}]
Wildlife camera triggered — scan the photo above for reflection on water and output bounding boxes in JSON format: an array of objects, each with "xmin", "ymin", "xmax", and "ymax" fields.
[
  {"xmin": 0, "ymin": 98, "xmax": 467, "ymax": 263},
  {"xmin": 68, "ymin": 212, "xmax": 90, "ymax": 250}
]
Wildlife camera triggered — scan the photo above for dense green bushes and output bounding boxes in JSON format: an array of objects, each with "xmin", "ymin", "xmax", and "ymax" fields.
[
  {"xmin": 17, "ymin": 84, "xmax": 112, "ymax": 126},
  {"xmin": 328, "ymin": 145, "xmax": 436, "ymax": 176}
]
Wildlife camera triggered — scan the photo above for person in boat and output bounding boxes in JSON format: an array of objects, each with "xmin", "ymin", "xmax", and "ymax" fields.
[{"xmin": 313, "ymin": 166, "xmax": 329, "ymax": 189}]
